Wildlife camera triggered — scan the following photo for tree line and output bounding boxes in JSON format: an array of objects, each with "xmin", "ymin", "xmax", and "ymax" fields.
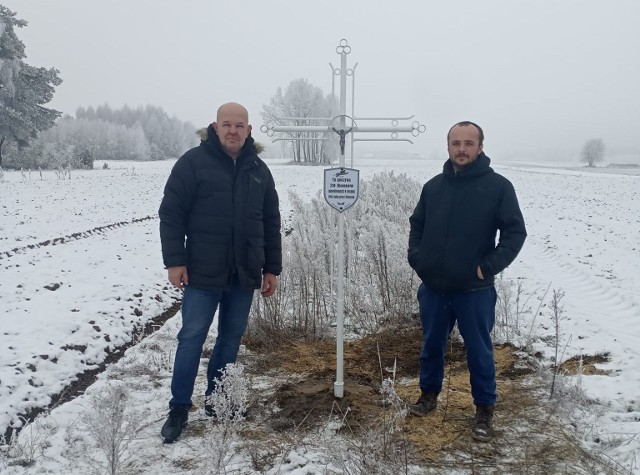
[
  {"xmin": 1, "ymin": 6, "xmax": 197, "ymax": 170},
  {"xmin": 3, "ymin": 103, "xmax": 199, "ymax": 170},
  {"xmin": 3, "ymin": 5, "xmax": 610, "ymax": 171}
]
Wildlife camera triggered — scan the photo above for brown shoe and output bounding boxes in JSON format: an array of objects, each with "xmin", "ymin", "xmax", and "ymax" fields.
[
  {"xmin": 472, "ymin": 404, "xmax": 495, "ymax": 442},
  {"xmin": 408, "ymin": 391, "xmax": 438, "ymax": 416}
]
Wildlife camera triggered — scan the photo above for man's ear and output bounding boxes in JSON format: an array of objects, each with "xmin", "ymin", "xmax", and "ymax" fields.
[
  {"xmin": 247, "ymin": 124, "xmax": 253, "ymax": 135},
  {"xmin": 212, "ymin": 122, "xmax": 218, "ymax": 133}
]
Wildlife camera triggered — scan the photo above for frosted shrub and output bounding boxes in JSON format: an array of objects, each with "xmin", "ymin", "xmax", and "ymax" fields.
[
  {"xmin": 110, "ymin": 346, "xmax": 173, "ymax": 382},
  {"xmin": 80, "ymin": 383, "xmax": 143, "ymax": 475},
  {"xmin": 2, "ymin": 416, "xmax": 55, "ymax": 468},
  {"xmin": 249, "ymin": 172, "xmax": 422, "ymax": 340},
  {"xmin": 338, "ymin": 172, "xmax": 421, "ymax": 330},
  {"xmin": 550, "ymin": 288, "xmax": 567, "ymax": 399},
  {"xmin": 322, "ymin": 378, "xmax": 411, "ymax": 475},
  {"xmin": 205, "ymin": 363, "xmax": 248, "ymax": 474},
  {"xmin": 208, "ymin": 363, "xmax": 248, "ymax": 424},
  {"xmin": 494, "ymin": 274, "xmax": 533, "ymax": 346},
  {"xmin": 379, "ymin": 377, "xmax": 408, "ymax": 433},
  {"xmin": 249, "ymin": 191, "xmax": 335, "ymax": 341}
]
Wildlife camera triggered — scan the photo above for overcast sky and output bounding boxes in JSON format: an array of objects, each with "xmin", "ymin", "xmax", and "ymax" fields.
[{"xmin": 3, "ymin": 0, "xmax": 639, "ymax": 162}]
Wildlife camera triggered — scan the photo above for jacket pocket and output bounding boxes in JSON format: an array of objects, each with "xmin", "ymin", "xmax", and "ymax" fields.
[
  {"xmin": 246, "ymin": 243, "xmax": 265, "ymax": 279},
  {"xmin": 408, "ymin": 249, "xmax": 420, "ymax": 270}
]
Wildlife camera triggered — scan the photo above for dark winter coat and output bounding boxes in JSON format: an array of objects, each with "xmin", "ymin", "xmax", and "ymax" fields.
[
  {"xmin": 159, "ymin": 125, "xmax": 282, "ymax": 290},
  {"xmin": 408, "ymin": 153, "xmax": 526, "ymax": 292}
]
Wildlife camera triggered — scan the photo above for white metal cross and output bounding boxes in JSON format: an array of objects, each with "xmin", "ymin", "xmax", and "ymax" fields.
[{"xmin": 261, "ymin": 39, "xmax": 425, "ymax": 398}]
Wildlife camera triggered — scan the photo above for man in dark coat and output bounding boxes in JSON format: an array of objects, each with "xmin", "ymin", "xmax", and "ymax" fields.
[
  {"xmin": 158, "ymin": 102, "xmax": 282, "ymax": 443},
  {"xmin": 407, "ymin": 121, "xmax": 526, "ymax": 442}
]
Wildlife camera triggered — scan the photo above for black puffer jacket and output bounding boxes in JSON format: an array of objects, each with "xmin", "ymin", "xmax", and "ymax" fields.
[
  {"xmin": 159, "ymin": 125, "xmax": 282, "ymax": 290},
  {"xmin": 408, "ymin": 153, "xmax": 526, "ymax": 292}
]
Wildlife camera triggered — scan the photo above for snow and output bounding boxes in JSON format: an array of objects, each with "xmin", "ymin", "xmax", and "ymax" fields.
[{"xmin": 0, "ymin": 156, "xmax": 638, "ymax": 473}]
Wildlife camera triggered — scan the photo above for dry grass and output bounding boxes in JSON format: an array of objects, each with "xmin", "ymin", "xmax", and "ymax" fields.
[
  {"xmin": 559, "ymin": 353, "xmax": 611, "ymax": 376},
  {"xmin": 237, "ymin": 326, "xmax": 620, "ymax": 474}
]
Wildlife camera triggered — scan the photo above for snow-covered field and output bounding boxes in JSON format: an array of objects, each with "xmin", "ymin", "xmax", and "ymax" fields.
[{"xmin": 0, "ymin": 156, "xmax": 638, "ymax": 473}]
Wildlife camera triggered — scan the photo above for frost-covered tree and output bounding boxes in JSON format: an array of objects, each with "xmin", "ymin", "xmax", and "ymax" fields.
[
  {"xmin": 20, "ymin": 103, "xmax": 197, "ymax": 168},
  {"xmin": 580, "ymin": 138, "xmax": 605, "ymax": 167},
  {"xmin": 0, "ymin": 6, "xmax": 62, "ymax": 167},
  {"xmin": 76, "ymin": 103, "xmax": 197, "ymax": 160},
  {"xmin": 262, "ymin": 78, "xmax": 338, "ymax": 164}
]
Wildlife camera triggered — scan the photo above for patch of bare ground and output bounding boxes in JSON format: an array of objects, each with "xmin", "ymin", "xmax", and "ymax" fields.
[
  {"xmin": 559, "ymin": 353, "xmax": 611, "ymax": 376},
  {"xmin": 240, "ymin": 327, "xmax": 618, "ymax": 474}
]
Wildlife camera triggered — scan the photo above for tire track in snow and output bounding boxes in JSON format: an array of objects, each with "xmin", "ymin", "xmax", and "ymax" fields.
[
  {"xmin": 0, "ymin": 217, "xmax": 182, "ymax": 441},
  {"xmin": 0, "ymin": 215, "xmax": 158, "ymax": 261},
  {"xmin": 517, "ymin": 236, "xmax": 639, "ymax": 374},
  {"xmin": 518, "ymin": 236, "xmax": 640, "ymax": 460}
]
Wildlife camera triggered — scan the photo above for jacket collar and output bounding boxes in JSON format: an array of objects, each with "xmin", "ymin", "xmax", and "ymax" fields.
[
  {"xmin": 201, "ymin": 124, "xmax": 259, "ymax": 161},
  {"xmin": 443, "ymin": 152, "xmax": 492, "ymax": 178}
]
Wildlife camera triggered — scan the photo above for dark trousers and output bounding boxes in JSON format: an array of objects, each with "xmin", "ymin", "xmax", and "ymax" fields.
[{"xmin": 417, "ymin": 283, "xmax": 498, "ymax": 406}]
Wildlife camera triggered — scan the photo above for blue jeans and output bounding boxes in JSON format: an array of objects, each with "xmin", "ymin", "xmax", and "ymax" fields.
[
  {"xmin": 169, "ymin": 280, "xmax": 255, "ymax": 408},
  {"xmin": 417, "ymin": 283, "xmax": 498, "ymax": 406}
]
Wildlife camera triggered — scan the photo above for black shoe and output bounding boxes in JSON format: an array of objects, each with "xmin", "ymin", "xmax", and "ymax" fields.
[
  {"xmin": 161, "ymin": 406, "xmax": 189, "ymax": 443},
  {"xmin": 472, "ymin": 404, "xmax": 495, "ymax": 442},
  {"xmin": 408, "ymin": 391, "xmax": 438, "ymax": 416}
]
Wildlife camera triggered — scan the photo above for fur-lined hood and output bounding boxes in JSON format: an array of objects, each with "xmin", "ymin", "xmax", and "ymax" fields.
[{"xmin": 196, "ymin": 127, "xmax": 265, "ymax": 154}]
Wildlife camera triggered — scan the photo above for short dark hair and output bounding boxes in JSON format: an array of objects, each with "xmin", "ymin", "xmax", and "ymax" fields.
[{"xmin": 447, "ymin": 121, "xmax": 484, "ymax": 146}]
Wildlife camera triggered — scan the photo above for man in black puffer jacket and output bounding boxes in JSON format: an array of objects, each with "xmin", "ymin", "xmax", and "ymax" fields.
[
  {"xmin": 407, "ymin": 121, "xmax": 526, "ymax": 442},
  {"xmin": 158, "ymin": 102, "xmax": 281, "ymax": 443}
]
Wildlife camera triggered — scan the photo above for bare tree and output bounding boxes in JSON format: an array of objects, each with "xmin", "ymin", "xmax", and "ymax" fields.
[
  {"xmin": 262, "ymin": 78, "xmax": 338, "ymax": 164},
  {"xmin": 580, "ymin": 138, "xmax": 605, "ymax": 167}
]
